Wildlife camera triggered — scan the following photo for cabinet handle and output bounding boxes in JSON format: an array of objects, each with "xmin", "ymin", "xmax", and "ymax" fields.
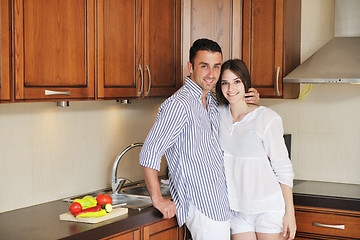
[
  {"xmin": 146, "ymin": 65, "xmax": 151, "ymax": 97},
  {"xmin": 312, "ymin": 222, "xmax": 345, "ymax": 230},
  {"xmin": 45, "ymin": 90, "xmax": 71, "ymax": 96},
  {"xmin": 138, "ymin": 64, "xmax": 144, "ymax": 97},
  {"xmin": 275, "ymin": 66, "xmax": 280, "ymax": 96}
]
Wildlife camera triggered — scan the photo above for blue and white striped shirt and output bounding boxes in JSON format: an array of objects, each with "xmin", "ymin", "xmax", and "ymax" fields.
[{"xmin": 140, "ymin": 77, "xmax": 230, "ymax": 226}]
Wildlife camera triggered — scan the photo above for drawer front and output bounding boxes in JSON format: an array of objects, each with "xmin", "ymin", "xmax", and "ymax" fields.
[{"xmin": 296, "ymin": 206, "xmax": 360, "ymax": 239}]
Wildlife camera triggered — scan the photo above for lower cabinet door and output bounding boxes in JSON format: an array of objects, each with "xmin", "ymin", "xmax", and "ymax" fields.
[
  {"xmin": 295, "ymin": 206, "xmax": 360, "ymax": 239},
  {"xmin": 101, "ymin": 228, "xmax": 140, "ymax": 240},
  {"xmin": 142, "ymin": 217, "xmax": 184, "ymax": 240}
]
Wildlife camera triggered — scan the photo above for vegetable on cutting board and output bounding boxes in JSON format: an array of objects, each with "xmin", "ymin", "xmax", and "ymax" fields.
[
  {"xmin": 102, "ymin": 203, "xmax": 113, "ymax": 213},
  {"xmin": 76, "ymin": 209, "xmax": 107, "ymax": 218},
  {"xmin": 73, "ymin": 195, "xmax": 97, "ymax": 209},
  {"xmin": 96, "ymin": 194, "xmax": 112, "ymax": 206},
  {"xmin": 68, "ymin": 194, "xmax": 114, "ymax": 218},
  {"xmin": 74, "ymin": 205, "xmax": 102, "ymax": 218},
  {"xmin": 69, "ymin": 202, "xmax": 82, "ymax": 215}
]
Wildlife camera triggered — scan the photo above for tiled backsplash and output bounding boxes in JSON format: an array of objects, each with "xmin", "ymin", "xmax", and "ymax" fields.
[{"xmin": 0, "ymin": 99, "xmax": 167, "ymax": 213}]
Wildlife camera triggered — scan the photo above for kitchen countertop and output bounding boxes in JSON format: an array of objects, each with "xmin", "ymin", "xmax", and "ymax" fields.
[
  {"xmin": 293, "ymin": 180, "xmax": 360, "ymax": 211},
  {"xmin": 1, "ymin": 180, "xmax": 359, "ymax": 240},
  {"xmin": 0, "ymin": 198, "xmax": 164, "ymax": 240}
]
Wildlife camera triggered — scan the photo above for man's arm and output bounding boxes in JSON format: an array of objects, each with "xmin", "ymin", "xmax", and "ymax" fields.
[
  {"xmin": 142, "ymin": 166, "xmax": 176, "ymax": 219},
  {"xmin": 245, "ymin": 87, "xmax": 260, "ymax": 105}
]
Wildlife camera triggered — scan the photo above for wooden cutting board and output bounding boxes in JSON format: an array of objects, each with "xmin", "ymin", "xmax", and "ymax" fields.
[{"xmin": 60, "ymin": 207, "xmax": 128, "ymax": 224}]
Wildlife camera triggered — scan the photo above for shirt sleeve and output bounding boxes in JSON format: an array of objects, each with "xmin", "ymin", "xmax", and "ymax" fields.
[
  {"xmin": 262, "ymin": 111, "xmax": 294, "ymax": 188},
  {"xmin": 139, "ymin": 99, "xmax": 188, "ymax": 171}
]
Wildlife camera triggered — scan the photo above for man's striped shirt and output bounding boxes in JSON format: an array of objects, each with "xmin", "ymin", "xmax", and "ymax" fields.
[{"xmin": 140, "ymin": 77, "xmax": 230, "ymax": 226}]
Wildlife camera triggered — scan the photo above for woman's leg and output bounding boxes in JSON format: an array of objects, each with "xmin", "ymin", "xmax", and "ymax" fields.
[
  {"xmin": 232, "ymin": 232, "xmax": 257, "ymax": 240},
  {"xmin": 256, "ymin": 232, "xmax": 283, "ymax": 240}
]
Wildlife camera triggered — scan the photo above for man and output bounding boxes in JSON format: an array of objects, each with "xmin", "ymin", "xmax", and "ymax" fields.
[{"xmin": 139, "ymin": 39, "xmax": 259, "ymax": 240}]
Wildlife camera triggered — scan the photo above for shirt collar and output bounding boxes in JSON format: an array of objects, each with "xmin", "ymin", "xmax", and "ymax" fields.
[
  {"xmin": 184, "ymin": 76, "xmax": 218, "ymax": 103},
  {"xmin": 184, "ymin": 76, "xmax": 203, "ymax": 99}
]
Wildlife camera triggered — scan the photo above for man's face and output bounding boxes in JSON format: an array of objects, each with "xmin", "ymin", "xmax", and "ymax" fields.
[{"xmin": 188, "ymin": 50, "xmax": 222, "ymax": 94}]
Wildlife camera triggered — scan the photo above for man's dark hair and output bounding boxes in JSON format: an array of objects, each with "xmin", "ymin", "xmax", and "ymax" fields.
[{"xmin": 189, "ymin": 38, "xmax": 222, "ymax": 66}]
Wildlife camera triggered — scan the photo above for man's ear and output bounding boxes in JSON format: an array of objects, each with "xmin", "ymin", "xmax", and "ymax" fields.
[{"xmin": 187, "ymin": 61, "xmax": 193, "ymax": 74}]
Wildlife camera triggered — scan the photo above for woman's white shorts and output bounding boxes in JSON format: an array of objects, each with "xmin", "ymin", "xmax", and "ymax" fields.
[{"xmin": 231, "ymin": 209, "xmax": 285, "ymax": 234}]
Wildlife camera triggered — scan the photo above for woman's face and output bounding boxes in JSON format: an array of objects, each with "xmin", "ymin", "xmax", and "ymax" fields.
[{"xmin": 220, "ymin": 69, "xmax": 245, "ymax": 104}]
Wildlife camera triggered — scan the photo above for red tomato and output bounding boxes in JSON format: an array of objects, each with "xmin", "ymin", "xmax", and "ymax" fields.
[
  {"xmin": 69, "ymin": 202, "xmax": 82, "ymax": 215},
  {"xmin": 96, "ymin": 194, "xmax": 112, "ymax": 206}
]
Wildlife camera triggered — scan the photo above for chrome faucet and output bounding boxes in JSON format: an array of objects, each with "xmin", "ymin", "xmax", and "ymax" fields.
[{"xmin": 112, "ymin": 142, "xmax": 144, "ymax": 194}]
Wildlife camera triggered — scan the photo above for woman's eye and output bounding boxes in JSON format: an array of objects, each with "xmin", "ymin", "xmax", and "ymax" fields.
[
  {"xmin": 235, "ymin": 80, "xmax": 242, "ymax": 84},
  {"xmin": 221, "ymin": 81, "xmax": 227, "ymax": 85}
]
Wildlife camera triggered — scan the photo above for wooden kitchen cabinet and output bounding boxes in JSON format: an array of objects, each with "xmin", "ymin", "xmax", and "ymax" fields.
[
  {"xmin": 101, "ymin": 227, "xmax": 141, "ymax": 240},
  {"xmin": 101, "ymin": 217, "xmax": 183, "ymax": 240},
  {"xmin": 182, "ymin": 0, "xmax": 242, "ymax": 78},
  {"xmin": 0, "ymin": 0, "xmax": 11, "ymax": 102},
  {"xmin": 295, "ymin": 206, "xmax": 360, "ymax": 239},
  {"xmin": 242, "ymin": 0, "xmax": 301, "ymax": 98},
  {"xmin": 13, "ymin": 0, "xmax": 95, "ymax": 101},
  {"xmin": 142, "ymin": 217, "xmax": 184, "ymax": 240},
  {"xmin": 97, "ymin": 0, "xmax": 182, "ymax": 99}
]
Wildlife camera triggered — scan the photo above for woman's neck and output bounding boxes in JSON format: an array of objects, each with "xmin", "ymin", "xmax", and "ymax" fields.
[{"xmin": 229, "ymin": 101, "xmax": 256, "ymax": 123}]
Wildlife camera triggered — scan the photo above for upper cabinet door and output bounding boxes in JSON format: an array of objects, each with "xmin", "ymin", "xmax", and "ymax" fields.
[
  {"xmin": 14, "ymin": 0, "xmax": 95, "ymax": 101},
  {"xmin": 242, "ymin": 0, "xmax": 300, "ymax": 98},
  {"xmin": 97, "ymin": 0, "xmax": 142, "ymax": 99},
  {"xmin": 143, "ymin": 0, "xmax": 182, "ymax": 97},
  {"xmin": 0, "ymin": 0, "xmax": 11, "ymax": 101}
]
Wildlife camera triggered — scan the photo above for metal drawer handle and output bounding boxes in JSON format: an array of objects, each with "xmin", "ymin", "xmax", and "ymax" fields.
[
  {"xmin": 45, "ymin": 90, "xmax": 71, "ymax": 96},
  {"xmin": 275, "ymin": 66, "xmax": 280, "ymax": 96},
  {"xmin": 146, "ymin": 65, "xmax": 151, "ymax": 97},
  {"xmin": 138, "ymin": 64, "xmax": 144, "ymax": 97},
  {"xmin": 312, "ymin": 222, "xmax": 345, "ymax": 230}
]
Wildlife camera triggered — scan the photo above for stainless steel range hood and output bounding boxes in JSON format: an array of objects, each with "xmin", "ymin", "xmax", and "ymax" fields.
[
  {"xmin": 284, "ymin": 0, "xmax": 360, "ymax": 84},
  {"xmin": 283, "ymin": 37, "xmax": 360, "ymax": 84}
]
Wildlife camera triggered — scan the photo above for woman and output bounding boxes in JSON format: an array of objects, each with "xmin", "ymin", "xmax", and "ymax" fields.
[{"xmin": 216, "ymin": 59, "xmax": 296, "ymax": 240}]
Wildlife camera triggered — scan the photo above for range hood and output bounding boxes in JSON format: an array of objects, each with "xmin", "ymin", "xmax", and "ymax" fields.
[{"xmin": 283, "ymin": 37, "xmax": 360, "ymax": 84}]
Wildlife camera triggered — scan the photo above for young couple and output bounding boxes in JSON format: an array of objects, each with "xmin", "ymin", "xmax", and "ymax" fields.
[{"xmin": 139, "ymin": 39, "xmax": 296, "ymax": 240}]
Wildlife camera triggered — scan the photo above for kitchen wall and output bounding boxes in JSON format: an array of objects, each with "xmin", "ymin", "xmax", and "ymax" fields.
[
  {"xmin": 261, "ymin": 0, "xmax": 360, "ymax": 184},
  {"xmin": 0, "ymin": 99, "xmax": 166, "ymax": 213},
  {"xmin": 1, "ymin": 0, "xmax": 359, "ymax": 214}
]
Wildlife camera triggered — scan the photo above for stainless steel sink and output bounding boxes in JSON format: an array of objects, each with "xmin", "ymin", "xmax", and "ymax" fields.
[
  {"xmin": 121, "ymin": 184, "xmax": 171, "ymax": 198},
  {"xmin": 63, "ymin": 183, "xmax": 171, "ymax": 211},
  {"xmin": 63, "ymin": 191, "xmax": 153, "ymax": 211},
  {"xmin": 107, "ymin": 193, "xmax": 153, "ymax": 210}
]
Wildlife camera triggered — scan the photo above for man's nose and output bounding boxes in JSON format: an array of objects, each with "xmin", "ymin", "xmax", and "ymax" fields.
[{"xmin": 207, "ymin": 68, "xmax": 215, "ymax": 78}]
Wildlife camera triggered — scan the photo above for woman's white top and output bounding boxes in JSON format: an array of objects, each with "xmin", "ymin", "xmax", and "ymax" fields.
[{"xmin": 219, "ymin": 105, "xmax": 294, "ymax": 214}]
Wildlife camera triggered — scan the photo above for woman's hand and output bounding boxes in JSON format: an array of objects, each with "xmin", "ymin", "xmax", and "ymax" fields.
[
  {"xmin": 282, "ymin": 211, "xmax": 296, "ymax": 239},
  {"xmin": 244, "ymin": 88, "xmax": 260, "ymax": 105}
]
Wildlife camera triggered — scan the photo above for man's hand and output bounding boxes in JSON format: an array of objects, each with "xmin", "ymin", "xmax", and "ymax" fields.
[
  {"xmin": 142, "ymin": 166, "xmax": 177, "ymax": 219},
  {"xmin": 244, "ymin": 88, "xmax": 260, "ymax": 105},
  {"xmin": 152, "ymin": 197, "xmax": 177, "ymax": 219}
]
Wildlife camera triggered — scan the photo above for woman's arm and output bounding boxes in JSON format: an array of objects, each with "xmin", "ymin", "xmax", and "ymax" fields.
[{"xmin": 280, "ymin": 184, "xmax": 296, "ymax": 240}]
